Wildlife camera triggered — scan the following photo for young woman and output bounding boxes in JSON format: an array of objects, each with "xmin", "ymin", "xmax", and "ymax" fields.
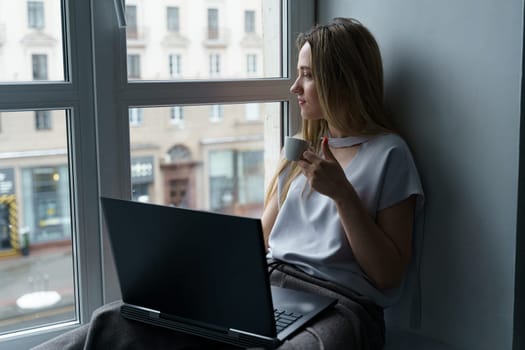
[
  {"xmin": 261, "ymin": 17, "xmax": 424, "ymax": 349},
  {"xmin": 33, "ymin": 18, "xmax": 423, "ymax": 350}
]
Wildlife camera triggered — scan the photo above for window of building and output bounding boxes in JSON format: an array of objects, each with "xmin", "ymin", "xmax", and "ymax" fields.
[
  {"xmin": 208, "ymin": 149, "xmax": 264, "ymax": 214},
  {"xmin": 170, "ymin": 106, "xmax": 184, "ymax": 127},
  {"xmin": 127, "ymin": 54, "xmax": 141, "ymax": 79},
  {"xmin": 32, "ymin": 54, "xmax": 48, "ymax": 80},
  {"xmin": 209, "ymin": 104, "xmax": 223, "ymax": 122},
  {"xmin": 244, "ymin": 10, "xmax": 255, "ymax": 33},
  {"xmin": 167, "ymin": 6, "xmax": 180, "ymax": 32},
  {"xmin": 35, "ymin": 110, "xmax": 52, "ymax": 130},
  {"xmin": 27, "ymin": 1, "xmax": 45, "ymax": 29},
  {"xmin": 209, "ymin": 53, "xmax": 220, "ymax": 76},
  {"xmin": 247, "ymin": 54, "xmax": 257, "ymax": 75},
  {"xmin": 129, "ymin": 108, "xmax": 143, "ymax": 126},
  {"xmin": 245, "ymin": 103, "xmax": 259, "ymax": 121},
  {"xmin": 125, "ymin": 5, "xmax": 138, "ymax": 39},
  {"xmin": 169, "ymin": 54, "xmax": 182, "ymax": 78},
  {"xmin": 207, "ymin": 8, "xmax": 219, "ymax": 40}
]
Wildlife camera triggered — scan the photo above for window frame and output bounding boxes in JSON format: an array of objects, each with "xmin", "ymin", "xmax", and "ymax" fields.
[{"xmin": 0, "ymin": 0, "xmax": 314, "ymax": 348}]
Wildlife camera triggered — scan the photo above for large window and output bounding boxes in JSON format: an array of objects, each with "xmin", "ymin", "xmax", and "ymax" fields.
[
  {"xmin": 0, "ymin": 0, "xmax": 101, "ymax": 348},
  {"xmin": 0, "ymin": 0, "xmax": 314, "ymax": 348}
]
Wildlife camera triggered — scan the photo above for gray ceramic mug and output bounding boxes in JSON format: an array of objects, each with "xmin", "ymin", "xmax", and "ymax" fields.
[{"xmin": 284, "ymin": 137, "xmax": 309, "ymax": 161}]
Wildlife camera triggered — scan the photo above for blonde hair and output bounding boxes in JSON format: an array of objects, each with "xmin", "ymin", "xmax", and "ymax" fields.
[{"xmin": 265, "ymin": 18, "xmax": 393, "ymax": 207}]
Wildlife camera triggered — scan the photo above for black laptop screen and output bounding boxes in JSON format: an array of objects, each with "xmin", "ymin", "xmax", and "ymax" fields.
[{"xmin": 101, "ymin": 197, "xmax": 276, "ymax": 336}]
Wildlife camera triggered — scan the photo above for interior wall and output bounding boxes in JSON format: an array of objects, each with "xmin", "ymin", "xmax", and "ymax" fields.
[{"xmin": 317, "ymin": 1, "xmax": 523, "ymax": 349}]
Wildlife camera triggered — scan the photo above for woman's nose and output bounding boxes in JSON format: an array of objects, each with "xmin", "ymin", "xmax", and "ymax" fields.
[{"xmin": 290, "ymin": 77, "xmax": 301, "ymax": 94}]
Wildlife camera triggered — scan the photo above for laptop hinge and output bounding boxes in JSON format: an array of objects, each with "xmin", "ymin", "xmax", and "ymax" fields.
[
  {"xmin": 228, "ymin": 328, "xmax": 276, "ymax": 342},
  {"xmin": 125, "ymin": 303, "xmax": 160, "ymax": 319}
]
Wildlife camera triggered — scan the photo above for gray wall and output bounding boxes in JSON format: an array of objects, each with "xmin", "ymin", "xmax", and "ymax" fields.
[{"xmin": 318, "ymin": 1, "xmax": 523, "ymax": 349}]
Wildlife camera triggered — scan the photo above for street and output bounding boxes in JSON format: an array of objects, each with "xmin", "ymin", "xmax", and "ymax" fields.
[{"xmin": 0, "ymin": 245, "xmax": 75, "ymax": 335}]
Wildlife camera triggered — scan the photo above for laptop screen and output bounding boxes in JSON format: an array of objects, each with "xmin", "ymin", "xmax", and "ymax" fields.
[{"xmin": 101, "ymin": 197, "xmax": 276, "ymax": 336}]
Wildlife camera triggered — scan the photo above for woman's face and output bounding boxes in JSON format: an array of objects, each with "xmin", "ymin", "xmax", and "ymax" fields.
[{"xmin": 290, "ymin": 42, "xmax": 323, "ymax": 121}]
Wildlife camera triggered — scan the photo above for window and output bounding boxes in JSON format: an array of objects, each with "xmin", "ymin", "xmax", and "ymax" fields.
[
  {"xmin": 209, "ymin": 104, "xmax": 223, "ymax": 122},
  {"xmin": 247, "ymin": 54, "xmax": 257, "ymax": 75},
  {"xmin": 169, "ymin": 54, "xmax": 182, "ymax": 78},
  {"xmin": 207, "ymin": 8, "xmax": 219, "ymax": 40},
  {"xmin": 32, "ymin": 54, "xmax": 48, "ymax": 80},
  {"xmin": 35, "ymin": 110, "xmax": 52, "ymax": 130},
  {"xmin": 0, "ymin": 0, "xmax": 314, "ymax": 348},
  {"xmin": 129, "ymin": 108, "xmax": 143, "ymax": 126},
  {"xmin": 170, "ymin": 106, "xmax": 184, "ymax": 127},
  {"xmin": 125, "ymin": 5, "xmax": 138, "ymax": 39},
  {"xmin": 0, "ymin": 110, "xmax": 78, "ymax": 345},
  {"xmin": 208, "ymin": 150, "xmax": 264, "ymax": 214},
  {"xmin": 244, "ymin": 10, "xmax": 255, "ymax": 33},
  {"xmin": 245, "ymin": 103, "xmax": 259, "ymax": 121},
  {"xmin": 127, "ymin": 54, "xmax": 141, "ymax": 79},
  {"xmin": 28, "ymin": 1, "xmax": 45, "ymax": 29},
  {"xmin": 167, "ymin": 7, "xmax": 180, "ymax": 32},
  {"xmin": 209, "ymin": 53, "xmax": 220, "ymax": 76}
]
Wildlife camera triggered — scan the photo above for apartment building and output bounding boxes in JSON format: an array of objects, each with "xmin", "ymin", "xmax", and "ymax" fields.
[{"xmin": 0, "ymin": 0, "xmax": 278, "ymax": 257}]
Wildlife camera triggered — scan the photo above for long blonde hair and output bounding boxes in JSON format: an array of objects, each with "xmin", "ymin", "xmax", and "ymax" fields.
[{"xmin": 265, "ymin": 18, "xmax": 393, "ymax": 208}]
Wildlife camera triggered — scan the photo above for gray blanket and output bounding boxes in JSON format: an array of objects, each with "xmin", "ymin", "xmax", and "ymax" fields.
[{"xmin": 33, "ymin": 263, "xmax": 384, "ymax": 350}]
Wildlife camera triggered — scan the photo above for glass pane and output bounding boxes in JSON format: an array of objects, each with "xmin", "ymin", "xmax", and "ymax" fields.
[
  {"xmin": 0, "ymin": 110, "xmax": 75, "ymax": 335},
  {"xmin": 124, "ymin": 0, "xmax": 282, "ymax": 80},
  {"xmin": 129, "ymin": 103, "xmax": 281, "ymax": 218},
  {"xmin": 0, "ymin": 0, "xmax": 65, "ymax": 82}
]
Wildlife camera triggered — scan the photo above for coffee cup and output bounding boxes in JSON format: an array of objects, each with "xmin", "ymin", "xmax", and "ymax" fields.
[{"xmin": 284, "ymin": 137, "xmax": 309, "ymax": 161}]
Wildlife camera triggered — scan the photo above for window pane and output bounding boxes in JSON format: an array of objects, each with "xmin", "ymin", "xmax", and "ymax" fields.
[
  {"xmin": 0, "ymin": 110, "xmax": 76, "ymax": 335},
  {"xmin": 129, "ymin": 103, "xmax": 281, "ymax": 218},
  {"xmin": 125, "ymin": 0, "xmax": 281, "ymax": 80},
  {"xmin": 0, "ymin": 0, "xmax": 65, "ymax": 82}
]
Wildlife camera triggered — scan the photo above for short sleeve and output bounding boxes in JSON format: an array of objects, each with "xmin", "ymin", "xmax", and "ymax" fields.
[{"xmin": 377, "ymin": 140, "xmax": 423, "ymax": 211}]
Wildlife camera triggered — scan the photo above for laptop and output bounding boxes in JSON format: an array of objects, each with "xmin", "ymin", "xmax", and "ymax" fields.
[{"xmin": 100, "ymin": 197, "xmax": 336, "ymax": 349}]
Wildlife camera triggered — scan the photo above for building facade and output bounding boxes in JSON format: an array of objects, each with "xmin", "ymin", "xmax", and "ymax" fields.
[{"xmin": 0, "ymin": 0, "xmax": 279, "ymax": 255}]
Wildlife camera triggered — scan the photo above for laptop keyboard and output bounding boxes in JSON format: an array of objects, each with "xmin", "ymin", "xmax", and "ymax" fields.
[{"xmin": 274, "ymin": 308, "xmax": 303, "ymax": 333}]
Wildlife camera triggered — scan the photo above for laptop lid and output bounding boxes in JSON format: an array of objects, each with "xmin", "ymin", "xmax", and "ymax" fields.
[{"xmin": 100, "ymin": 196, "xmax": 276, "ymax": 337}]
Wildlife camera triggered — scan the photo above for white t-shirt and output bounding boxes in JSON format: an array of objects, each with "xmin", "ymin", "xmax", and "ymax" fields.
[{"xmin": 267, "ymin": 133, "xmax": 424, "ymax": 307}]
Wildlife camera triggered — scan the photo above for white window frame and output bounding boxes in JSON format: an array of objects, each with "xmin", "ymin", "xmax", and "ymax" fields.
[{"xmin": 0, "ymin": 0, "xmax": 314, "ymax": 348}]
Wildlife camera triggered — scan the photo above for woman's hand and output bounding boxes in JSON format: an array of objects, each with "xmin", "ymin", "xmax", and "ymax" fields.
[{"xmin": 297, "ymin": 137, "xmax": 350, "ymax": 200}]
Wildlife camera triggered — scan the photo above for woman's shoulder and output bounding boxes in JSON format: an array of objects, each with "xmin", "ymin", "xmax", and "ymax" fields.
[{"xmin": 366, "ymin": 132, "xmax": 411, "ymax": 152}]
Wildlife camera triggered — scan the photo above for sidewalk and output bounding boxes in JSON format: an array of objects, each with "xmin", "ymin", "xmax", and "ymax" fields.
[{"xmin": 0, "ymin": 245, "xmax": 75, "ymax": 334}]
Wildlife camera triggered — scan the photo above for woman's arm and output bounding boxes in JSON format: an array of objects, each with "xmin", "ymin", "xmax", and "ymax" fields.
[
  {"xmin": 335, "ymin": 188, "xmax": 415, "ymax": 289},
  {"xmin": 299, "ymin": 138, "xmax": 416, "ymax": 290}
]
